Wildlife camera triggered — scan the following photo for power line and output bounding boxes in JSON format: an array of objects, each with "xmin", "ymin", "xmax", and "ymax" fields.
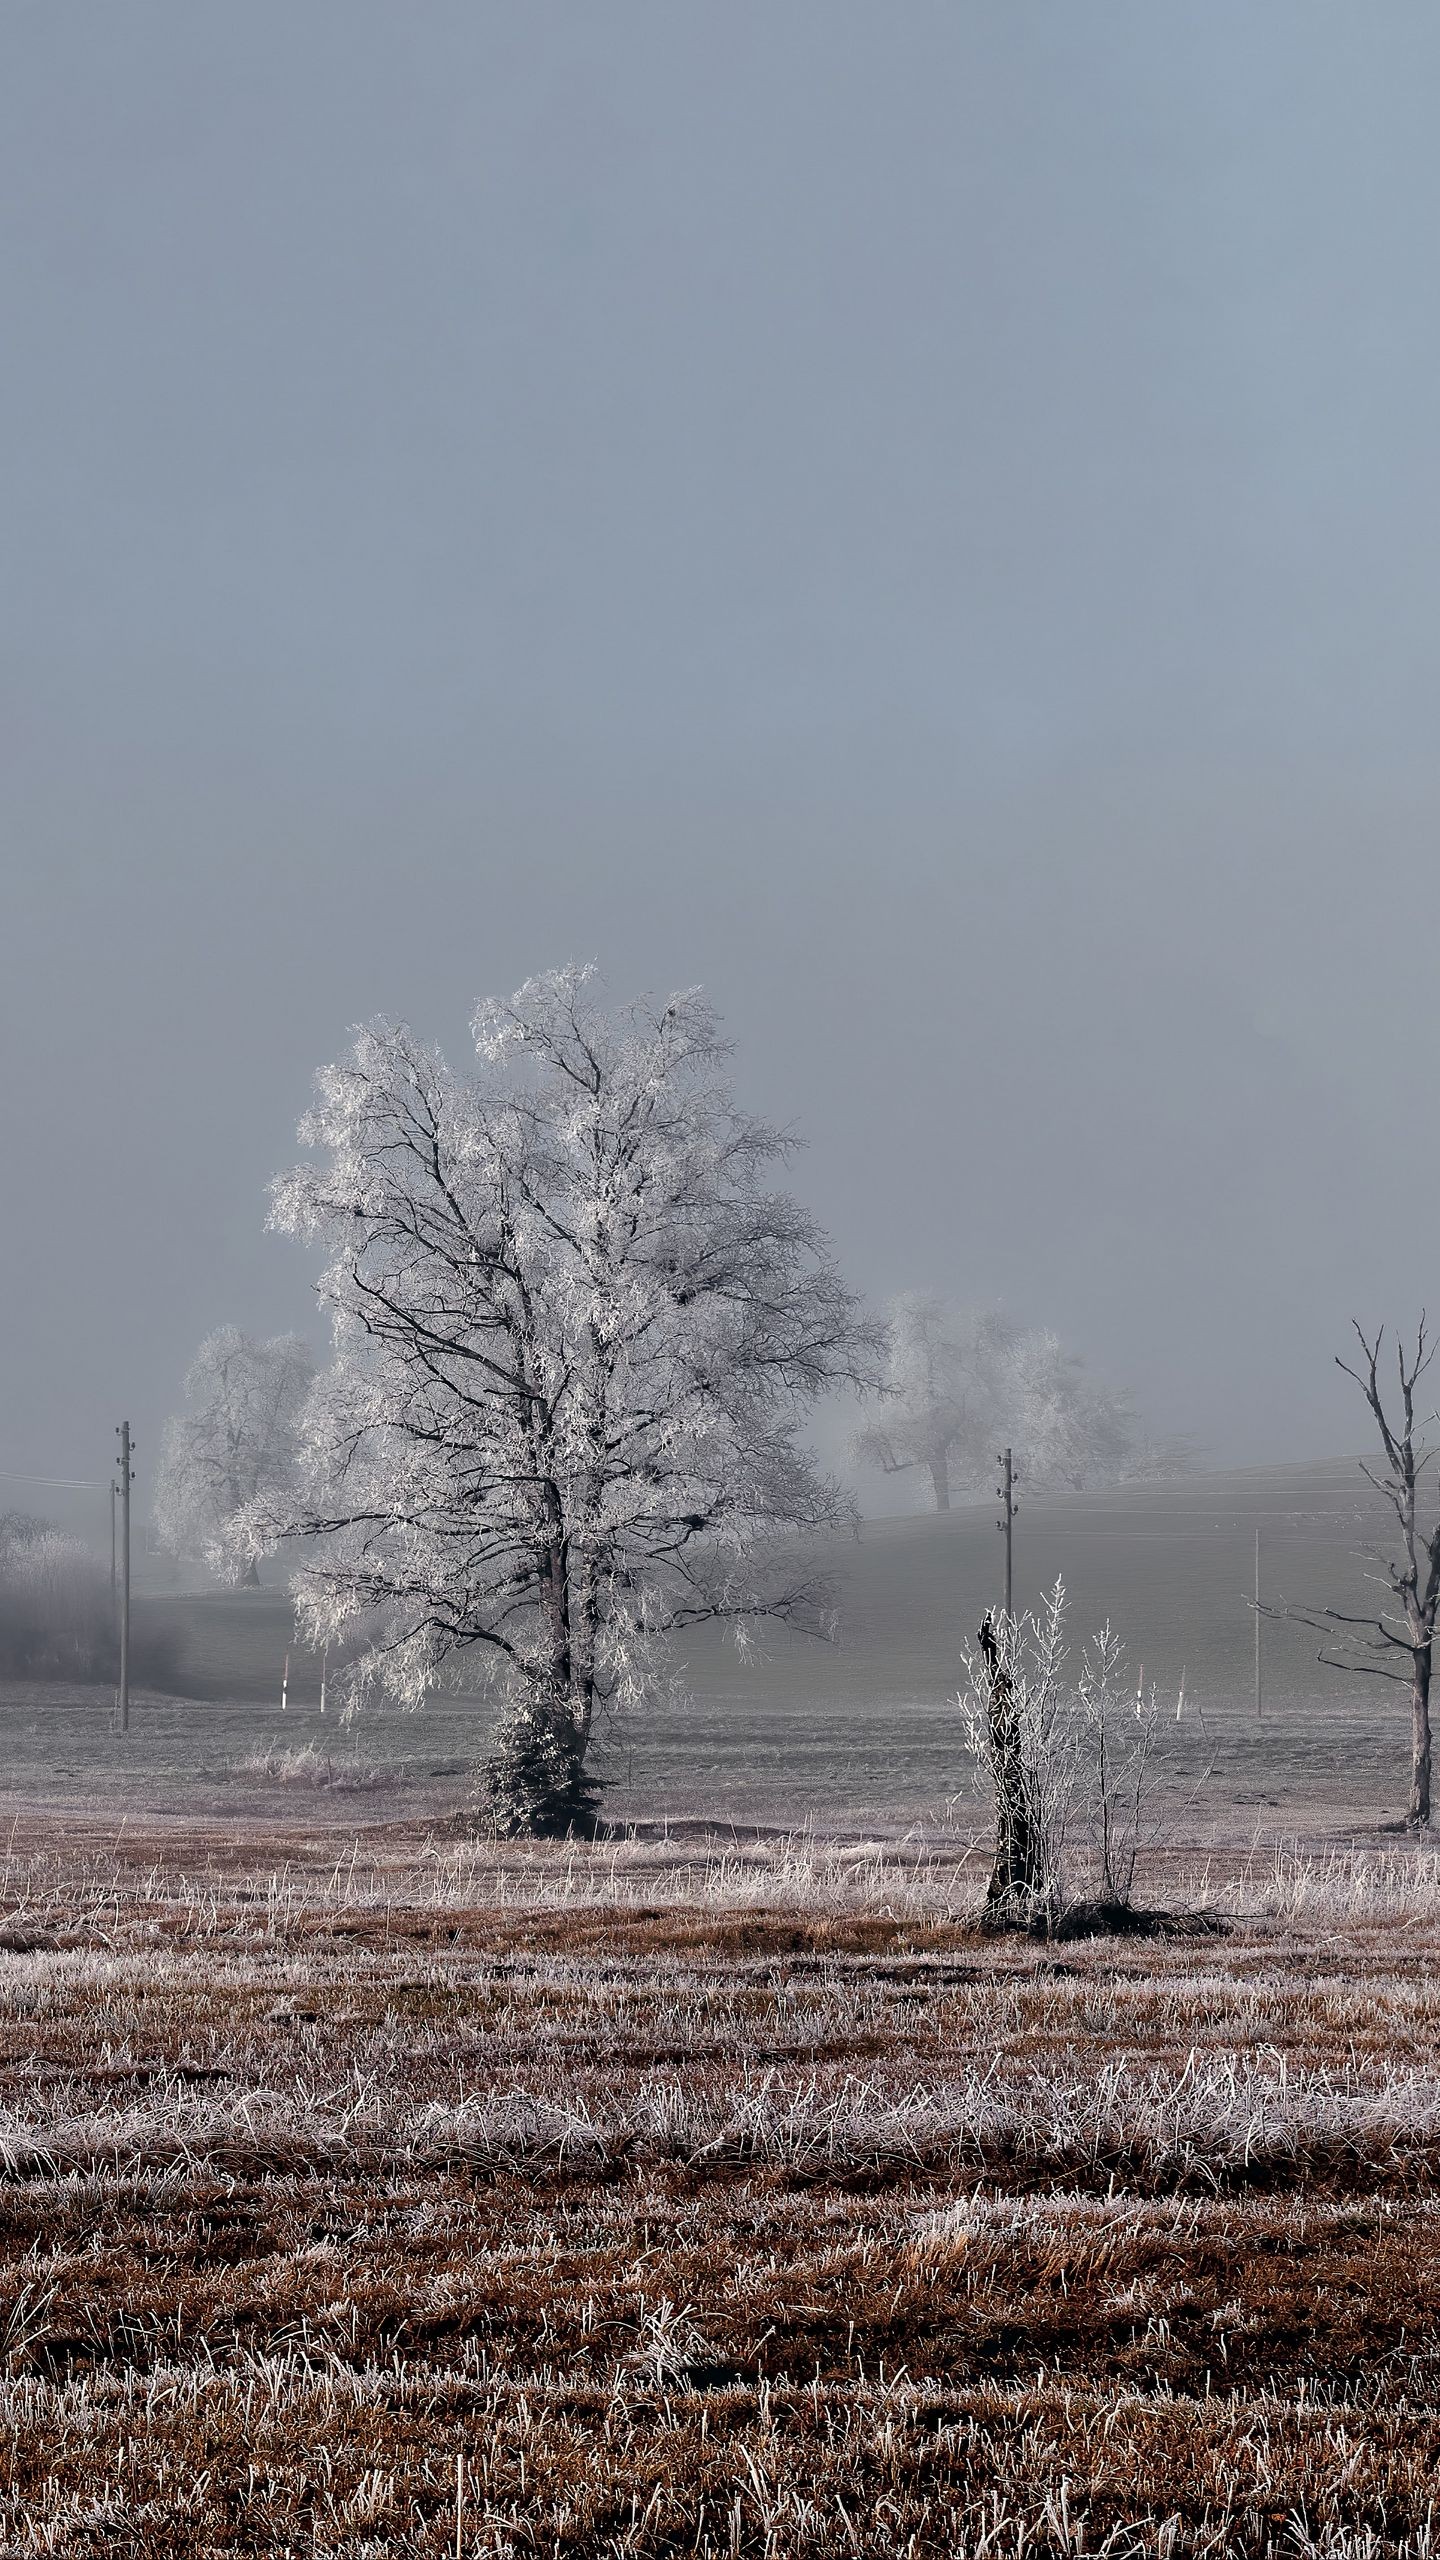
[{"xmin": 0, "ymin": 1473, "xmax": 99, "ymax": 1489}]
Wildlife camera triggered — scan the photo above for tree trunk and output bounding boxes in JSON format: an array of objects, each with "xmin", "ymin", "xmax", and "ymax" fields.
[
  {"xmin": 241, "ymin": 1558, "xmax": 260, "ymax": 1589},
  {"xmin": 1411, "ymin": 1641, "xmax": 1432, "ymax": 1828},
  {"xmin": 929, "ymin": 1451, "xmax": 951, "ymax": 1512},
  {"xmin": 979, "ymin": 1616, "xmax": 1044, "ymax": 1921}
]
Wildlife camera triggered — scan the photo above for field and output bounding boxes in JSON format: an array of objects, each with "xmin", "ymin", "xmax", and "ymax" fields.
[
  {"xmin": 110, "ymin": 1454, "xmax": 1412, "ymax": 1835},
  {"xmin": 0, "ymin": 1455, "xmax": 1434, "ymax": 2554},
  {"xmin": 0, "ymin": 1825, "xmax": 1437, "ymax": 2554}
]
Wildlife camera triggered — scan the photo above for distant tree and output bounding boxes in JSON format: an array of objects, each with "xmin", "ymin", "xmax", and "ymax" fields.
[
  {"xmin": 154, "ymin": 1328, "xmax": 315, "ymax": 1584},
  {"xmin": 1005, "ymin": 1328, "xmax": 1136, "ymax": 1493},
  {"xmin": 855, "ymin": 1297, "xmax": 1167, "ymax": 1511},
  {"xmin": 0, "ymin": 1524, "xmax": 113, "ymax": 1680},
  {"xmin": 1293, "ymin": 1322, "xmax": 1440, "ymax": 1829},
  {"xmin": 232, "ymin": 966, "xmax": 884, "ymax": 1836},
  {"xmin": 0, "ymin": 1514, "xmax": 47, "ymax": 1557},
  {"xmin": 1122, "ymin": 1432, "xmax": 1202, "ymax": 1483},
  {"xmin": 0, "ymin": 1519, "xmax": 179, "ymax": 1689},
  {"xmin": 852, "ymin": 1294, "xmax": 1011, "ymax": 1510}
]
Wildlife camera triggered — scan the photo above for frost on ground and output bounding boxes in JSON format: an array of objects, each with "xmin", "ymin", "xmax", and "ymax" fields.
[{"xmin": 0, "ymin": 1830, "xmax": 1435, "ymax": 2552}]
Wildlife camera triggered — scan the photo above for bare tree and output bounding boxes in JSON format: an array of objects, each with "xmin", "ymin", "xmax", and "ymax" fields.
[
  {"xmin": 1295, "ymin": 1322, "xmax": 1440, "ymax": 1829},
  {"xmin": 233, "ymin": 966, "xmax": 884, "ymax": 1835},
  {"xmin": 155, "ymin": 1328, "xmax": 315, "ymax": 1584}
]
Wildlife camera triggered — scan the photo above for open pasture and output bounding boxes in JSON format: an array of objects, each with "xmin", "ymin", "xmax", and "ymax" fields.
[
  {"xmin": 0, "ymin": 1827, "xmax": 1433, "ymax": 2552},
  {"xmin": 54, "ymin": 1455, "xmax": 1424, "ymax": 1836},
  {"xmin": 0, "ymin": 1455, "xmax": 1427, "ymax": 2552}
]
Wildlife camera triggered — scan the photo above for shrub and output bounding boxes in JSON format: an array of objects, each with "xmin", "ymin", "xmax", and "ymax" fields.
[
  {"xmin": 233, "ymin": 1744, "xmax": 391, "ymax": 1791},
  {"xmin": 960, "ymin": 1580, "xmax": 1163, "ymax": 1931},
  {"xmin": 471, "ymin": 1696, "xmax": 604, "ymax": 1838}
]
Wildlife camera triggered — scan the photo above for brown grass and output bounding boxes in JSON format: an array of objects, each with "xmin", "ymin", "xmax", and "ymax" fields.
[{"xmin": 0, "ymin": 1829, "xmax": 1434, "ymax": 2551}]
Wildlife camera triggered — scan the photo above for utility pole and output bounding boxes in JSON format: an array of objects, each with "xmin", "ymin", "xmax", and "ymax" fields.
[
  {"xmin": 115, "ymin": 1422, "xmax": 132, "ymax": 1736},
  {"xmin": 996, "ymin": 1445, "xmax": 1017, "ymax": 1623},
  {"xmin": 1254, "ymin": 1526, "xmax": 1263, "ymax": 1724},
  {"xmin": 109, "ymin": 1480, "xmax": 117, "ymax": 1604}
]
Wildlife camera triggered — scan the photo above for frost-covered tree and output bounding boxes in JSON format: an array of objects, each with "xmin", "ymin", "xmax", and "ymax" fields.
[
  {"xmin": 961, "ymin": 1583, "xmax": 1163, "ymax": 1930},
  {"xmin": 155, "ymin": 1328, "xmax": 315, "ymax": 1583},
  {"xmin": 1005, "ymin": 1328, "xmax": 1135, "ymax": 1494},
  {"xmin": 856, "ymin": 1297, "xmax": 1171, "ymax": 1510},
  {"xmin": 0, "ymin": 1522, "xmax": 112, "ymax": 1681},
  {"xmin": 234, "ymin": 967, "xmax": 883, "ymax": 1835},
  {"xmin": 852, "ymin": 1294, "xmax": 1014, "ymax": 1510}
]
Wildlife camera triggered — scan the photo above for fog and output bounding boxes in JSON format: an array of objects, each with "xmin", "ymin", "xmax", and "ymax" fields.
[{"xmin": 4, "ymin": 3, "xmax": 1438, "ymax": 1545}]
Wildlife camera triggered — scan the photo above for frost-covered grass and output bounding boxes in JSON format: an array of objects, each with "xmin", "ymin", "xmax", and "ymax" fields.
[
  {"xmin": 1233, "ymin": 1842, "xmax": 1440, "ymax": 1923},
  {"xmin": 231, "ymin": 1740, "xmax": 393, "ymax": 1790},
  {"xmin": 0, "ymin": 1830, "xmax": 1433, "ymax": 2548},
  {"xmin": 8, "ymin": 1815, "xmax": 1440, "ymax": 1936}
]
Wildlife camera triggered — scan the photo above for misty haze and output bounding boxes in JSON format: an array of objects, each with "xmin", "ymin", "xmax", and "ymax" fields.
[{"xmin": 4, "ymin": 8, "xmax": 1440, "ymax": 2554}]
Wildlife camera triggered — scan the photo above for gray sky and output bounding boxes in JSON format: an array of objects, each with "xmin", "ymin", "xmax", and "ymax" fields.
[{"xmin": 3, "ymin": 1, "xmax": 1438, "ymax": 1532}]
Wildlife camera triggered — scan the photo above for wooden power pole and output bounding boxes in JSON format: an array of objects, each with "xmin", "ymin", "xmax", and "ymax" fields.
[
  {"xmin": 1254, "ymin": 1526, "xmax": 1263, "ymax": 1724},
  {"xmin": 996, "ymin": 1446, "xmax": 1016, "ymax": 1623},
  {"xmin": 115, "ymin": 1421, "xmax": 132, "ymax": 1736}
]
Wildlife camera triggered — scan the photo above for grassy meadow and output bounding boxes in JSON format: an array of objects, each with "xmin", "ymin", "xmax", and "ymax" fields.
[{"xmin": 0, "ymin": 1455, "xmax": 1433, "ymax": 2553}]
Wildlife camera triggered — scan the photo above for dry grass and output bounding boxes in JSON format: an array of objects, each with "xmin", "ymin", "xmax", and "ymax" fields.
[
  {"xmin": 231, "ymin": 1742, "xmax": 393, "ymax": 1792},
  {"xmin": 0, "ymin": 1829, "xmax": 1429, "ymax": 2549}
]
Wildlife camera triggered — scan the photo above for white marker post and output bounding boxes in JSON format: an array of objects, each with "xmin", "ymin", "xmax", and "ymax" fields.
[{"xmin": 281, "ymin": 1650, "xmax": 289, "ymax": 1714}]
